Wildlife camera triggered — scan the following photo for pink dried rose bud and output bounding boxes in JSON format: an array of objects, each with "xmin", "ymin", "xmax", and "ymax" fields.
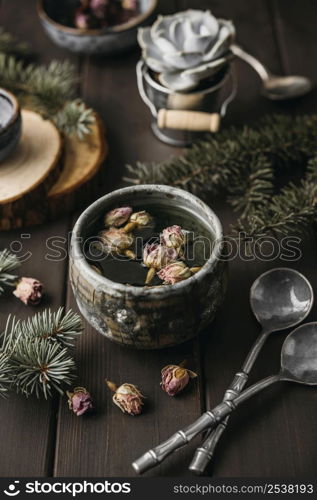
[
  {"xmin": 74, "ymin": 10, "xmax": 90, "ymax": 28},
  {"xmin": 143, "ymin": 243, "xmax": 178, "ymax": 284},
  {"xmin": 123, "ymin": 210, "xmax": 153, "ymax": 232},
  {"xmin": 122, "ymin": 0, "xmax": 137, "ymax": 10},
  {"xmin": 104, "ymin": 206, "xmax": 132, "ymax": 228},
  {"xmin": 106, "ymin": 380, "xmax": 144, "ymax": 416},
  {"xmin": 99, "ymin": 228, "xmax": 135, "ymax": 259},
  {"xmin": 143, "ymin": 243, "xmax": 177, "ymax": 270},
  {"xmin": 161, "ymin": 225, "xmax": 186, "ymax": 250},
  {"xmin": 90, "ymin": 0, "xmax": 108, "ymax": 18},
  {"xmin": 67, "ymin": 387, "xmax": 93, "ymax": 416},
  {"xmin": 13, "ymin": 277, "xmax": 43, "ymax": 306},
  {"xmin": 157, "ymin": 261, "xmax": 192, "ymax": 285},
  {"xmin": 161, "ymin": 363, "xmax": 197, "ymax": 397}
]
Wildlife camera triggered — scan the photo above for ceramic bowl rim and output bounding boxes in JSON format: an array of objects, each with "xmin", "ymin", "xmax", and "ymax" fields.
[
  {"xmin": 37, "ymin": 0, "xmax": 158, "ymax": 36},
  {"xmin": 71, "ymin": 184, "xmax": 224, "ymax": 297},
  {"xmin": 0, "ymin": 88, "xmax": 20, "ymax": 136}
]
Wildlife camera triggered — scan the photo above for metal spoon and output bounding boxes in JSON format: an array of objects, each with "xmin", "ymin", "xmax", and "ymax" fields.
[
  {"xmin": 132, "ymin": 322, "xmax": 317, "ymax": 475},
  {"xmin": 231, "ymin": 44, "xmax": 313, "ymax": 100},
  {"xmin": 189, "ymin": 267, "xmax": 314, "ymax": 475}
]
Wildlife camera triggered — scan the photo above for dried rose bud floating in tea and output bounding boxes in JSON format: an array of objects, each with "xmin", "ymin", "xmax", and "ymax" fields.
[
  {"xmin": 106, "ymin": 380, "xmax": 144, "ymax": 416},
  {"xmin": 161, "ymin": 362, "xmax": 197, "ymax": 397},
  {"xmin": 74, "ymin": 0, "xmax": 141, "ymax": 30},
  {"xmin": 104, "ymin": 206, "xmax": 132, "ymax": 228},
  {"xmin": 85, "ymin": 205, "xmax": 210, "ymax": 287}
]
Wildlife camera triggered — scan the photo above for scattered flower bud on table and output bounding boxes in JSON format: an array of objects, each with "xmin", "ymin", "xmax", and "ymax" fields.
[
  {"xmin": 13, "ymin": 277, "xmax": 43, "ymax": 306},
  {"xmin": 106, "ymin": 380, "xmax": 144, "ymax": 415},
  {"xmin": 104, "ymin": 206, "xmax": 132, "ymax": 228},
  {"xmin": 161, "ymin": 225, "xmax": 186, "ymax": 250},
  {"xmin": 67, "ymin": 387, "xmax": 93, "ymax": 416},
  {"xmin": 123, "ymin": 210, "xmax": 153, "ymax": 232},
  {"xmin": 161, "ymin": 363, "xmax": 197, "ymax": 396},
  {"xmin": 143, "ymin": 243, "xmax": 178, "ymax": 284},
  {"xmin": 157, "ymin": 261, "xmax": 192, "ymax": 285},
  {"xmin": 99, "ymin": 228, "xmax": 136, "ymax": 259}
]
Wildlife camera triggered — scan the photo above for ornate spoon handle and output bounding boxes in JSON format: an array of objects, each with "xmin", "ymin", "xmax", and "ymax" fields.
[
  {"xmin": 132, "ymin": 375, "xmax": 279, "ymax": 475},
  {"xmin": 189, "ymin": 329, "xmax": 270, "ymax": 474},
  {"xmin": 189, "ymin": 372, "xmax": 249, "ymax": 474}
]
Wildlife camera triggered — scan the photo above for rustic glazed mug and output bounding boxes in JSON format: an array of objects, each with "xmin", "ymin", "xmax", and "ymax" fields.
[
  {"xmin": 0, "ymin": 88, "xmax": 21, "ymax": 162},
  {"xmin": 70, "ymin": 185, "xmax": 227, "ymax": 349}
]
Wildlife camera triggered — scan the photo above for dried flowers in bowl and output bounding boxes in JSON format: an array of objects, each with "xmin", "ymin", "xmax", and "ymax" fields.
[
  {"xmin": 38, "ymin": 0, "xmax": 158, "ymax": 55},
  {"xmin": 70, "ymin": 185, "xmax": 227, "ymax": 349}
]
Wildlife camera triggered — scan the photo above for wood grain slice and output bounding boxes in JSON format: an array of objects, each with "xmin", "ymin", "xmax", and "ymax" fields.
[
  {"xmin": 48, "ymin": 114, "xmax": 107, "ymax": 219},
  {"xmin": 0, "ymin": 110, "xmax": 62, "ymax": 230}
]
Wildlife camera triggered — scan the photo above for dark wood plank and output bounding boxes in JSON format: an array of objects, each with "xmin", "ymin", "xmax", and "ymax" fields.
[
  {"xmin": 0, "ymin": 0, "xmax": 77, "ymax": 476},
  {"xmin": 53, "ymin": 0, "xmax": 206, "ymax": 477},
  {"xmin": 184, "ymin": 0, "xmax": 317, "ymax": 477}
]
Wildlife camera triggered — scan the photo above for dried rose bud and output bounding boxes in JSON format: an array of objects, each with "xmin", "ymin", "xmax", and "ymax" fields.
[
  {"xmin": 104, "ymin": 206, "xmax": 132, "ymax": 228},
  {"xmin": 67, "ymin": 387, "xmax": 93, "ymax": 416},
  {"xmin": 143, "ymin": 243, "xmax": 178, "ymax": 285},
  {"xmin": 122, "ymin": 0, "xmax": 137, "ymax": 10},
  {"xmin": 143, "ymin": 243, "xmax": 177, "ymax": 269},
  {"xmin": 106, "ymin": 380, "xmax": 144, "ymax": 416},
  {"xmin": 161, "ymin": 364, "xmax": 197, "ymax": 397},
  {"xmin": 157, "ymin": 261, "xmax": 192, "ymax": 285},
  {"xmin": 161, "ymin": 225, "xmax": 186, "ymax": 250},
  {"xmin": 90, "ymin": 0, "xmax": 108, "ymax": 18},
  {"xmin": 13, "ymin": 277, "xmax": 43, "ymax": 306},
  {"xmin": 99, "ymin": 228, "xmax": 135, "ymax": 259},
  {"xmin": 123, "ymin": 210, "xmax": 153, "ymax": 233},
  {"xmin": 74, "ymin": 10, "xmax": 90, "ymax": 28}
]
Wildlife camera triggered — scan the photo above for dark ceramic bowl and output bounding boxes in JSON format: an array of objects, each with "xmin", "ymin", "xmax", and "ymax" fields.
[
  {"xmin": 0, "ymin": 88, "xmax": 21, "ymax": 163},
  {"xmin": 38, "ymin": 0, "xmax": 157, "ymax": 55},
  {"xmin": 70, "ymin": 185, "xmax": 227, "ymax": 349}
]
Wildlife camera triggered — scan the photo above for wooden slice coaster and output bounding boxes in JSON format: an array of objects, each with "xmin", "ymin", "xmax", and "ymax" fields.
[
  {"xmin": 0, "ymin": 110, "xmax": 62, "ymax": 230},
  {"xmin": 0, "ymin": 110, "xmax": 107, "ymax": 230},
  {"xmin": 48, "ymin": 114, "xmax": 107, "ymax": 219}
]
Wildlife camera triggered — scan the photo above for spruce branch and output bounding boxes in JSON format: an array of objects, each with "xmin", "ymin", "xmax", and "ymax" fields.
[
  {"xmin": 0, "ymin": 308, "xmax": 83, "ymax": 399},
  {"xmin": 0, "ymin": 353, "xmax": 13, "ymax": 398},
  {"xmin": 126, "ymin": 114, "xmax": 317, "ymax": 240},
  {"xmin": 11, "ymin": 338, "xmax": 76, "ymax": 399},
  {"xmin": 0, "ymin": 52, "xmax": 95, "ymax": 138},
  {"xmin": 0, "ymin": 249, "xmax": 20, "ymax": 295},
  {"xmin": 15, "ymin": 307, "xmax": 83, "ymax": 348},
  {"xmin": 54, "ymin": 100, "xmax": 95, "ymax": 139}
]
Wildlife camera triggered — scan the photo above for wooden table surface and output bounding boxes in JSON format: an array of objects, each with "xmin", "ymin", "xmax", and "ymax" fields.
[{"xmin": 1, "ymin": 0, "xmax": 317, "ymax": 478}]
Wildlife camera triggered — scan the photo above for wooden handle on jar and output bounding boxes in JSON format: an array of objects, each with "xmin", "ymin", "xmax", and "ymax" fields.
[{"xmin": 157, "ymin": 109, "xmax": 221, "ymax": 133}]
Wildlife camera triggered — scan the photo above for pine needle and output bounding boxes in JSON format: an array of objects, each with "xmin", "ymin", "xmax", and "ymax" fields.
[
  {"xmin": 126, "ymin": 114, "xmax": 317, "ymax": 239},
  {"xmin": 0, "ymin": 249, "xmax": 20, "ymax": 295}
]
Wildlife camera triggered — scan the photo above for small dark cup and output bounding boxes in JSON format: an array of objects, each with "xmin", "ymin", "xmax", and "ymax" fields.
[
  {"xmin": 0, "ymin": 88, "xmax": 21, "ymax": 163},
  {"xmin": 38, "ymin": 0, "xmax": 157, "ymax": 55}
]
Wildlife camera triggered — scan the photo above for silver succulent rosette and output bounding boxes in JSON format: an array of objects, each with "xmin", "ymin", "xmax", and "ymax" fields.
[{"xmin": 138, "ymin": 9, "xmax": 235, "ymax": 92}]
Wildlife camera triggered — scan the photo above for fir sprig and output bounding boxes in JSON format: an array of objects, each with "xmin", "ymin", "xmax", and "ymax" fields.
[
  {"xmin": 0, "ymin": 308, "xmax": 83, "ymax": 399},
  {"xmin": 0, "ymin": 353, "xmax": 13, "ymax": 398},
  {"xmin": 11, "ymin": 338, "xmax": 76, "ymax": 399},
  {"xmin": 0, "ymin": 30, "xmax": 95, "ymax": 138},
  {"xmin": 126, "ymin": 114, "xmax": 317, "ymax": 239},
  {"xmin": 0, "ymin": 249, "xmax": 20, "ymax": 295},
  {"xmin": 15, "ymin": 307, "xmax": 83, "ymax": 347}
]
